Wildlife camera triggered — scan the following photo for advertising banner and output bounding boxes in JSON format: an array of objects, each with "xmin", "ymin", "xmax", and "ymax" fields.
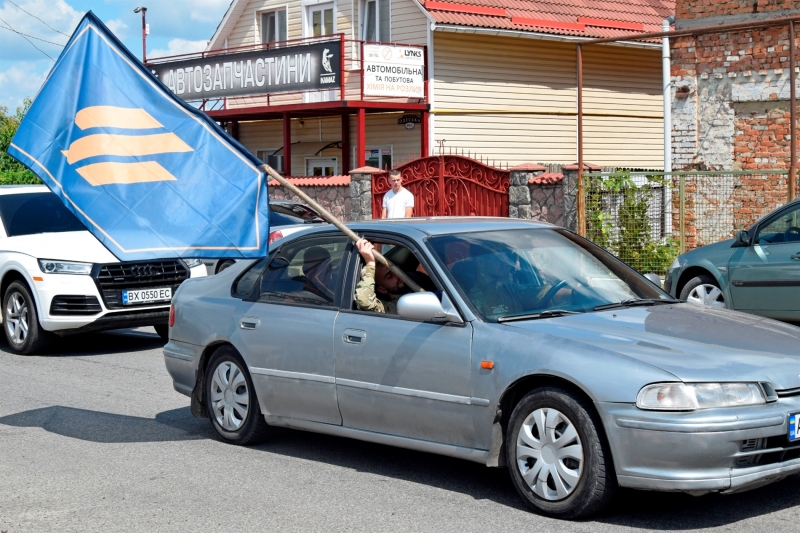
[
  {"xmin": 152, "ymin": 41, "xmax": 342, "ymax": 101},
  {"xmin": 363, "ymin": 44, "xmax": 424, "ymax": 98},
  {"xmin": 9, "ymin": 12, "xmax": 270, "ymax": 260}
]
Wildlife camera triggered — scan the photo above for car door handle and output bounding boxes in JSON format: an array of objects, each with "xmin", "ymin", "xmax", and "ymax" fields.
[
  {"xmin": 240, "ymin": 317, "xmax": 260, "ymax": 330},
  {"xmin": 342, "ymin": 329, "xmax": 366, "ymax": 344}
]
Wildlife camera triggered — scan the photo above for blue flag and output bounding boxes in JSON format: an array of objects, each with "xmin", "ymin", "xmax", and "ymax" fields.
[{"xmin": 8, "ymin": 12, "xmax": 269, "ymax": 260}]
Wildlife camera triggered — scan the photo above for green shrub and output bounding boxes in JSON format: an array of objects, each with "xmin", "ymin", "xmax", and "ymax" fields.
[{"xmin": 0, "ymin": 98, "xmax": 41, "ymax": 185}]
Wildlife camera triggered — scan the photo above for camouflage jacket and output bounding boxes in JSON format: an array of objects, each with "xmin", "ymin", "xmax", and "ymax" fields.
[{"xmin": 355, "ymin": 264, "xmax": 399, "ymax": 314}]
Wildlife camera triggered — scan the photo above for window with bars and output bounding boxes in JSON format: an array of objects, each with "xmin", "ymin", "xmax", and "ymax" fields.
[
  {"xmin": 363, "ymin": 0, "xmax": 390, "ymax": 42},
  {"xmin": 261, "ymin": 9, "xmax": 287, "ymax": 44}
]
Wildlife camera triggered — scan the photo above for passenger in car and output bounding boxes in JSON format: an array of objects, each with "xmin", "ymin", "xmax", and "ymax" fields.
[{"xmin": 354, "ymin": 238, "xmax": 410, "ymax": 314}]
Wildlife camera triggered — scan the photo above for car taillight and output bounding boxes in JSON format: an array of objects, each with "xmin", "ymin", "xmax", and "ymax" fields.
[
  {"xmin": 168, "ymin": 304, "xmax": 175, "ymax": 327},
  {"xmin": 268, "ymin": 229, "xmax": 284, "ymax": 244}
]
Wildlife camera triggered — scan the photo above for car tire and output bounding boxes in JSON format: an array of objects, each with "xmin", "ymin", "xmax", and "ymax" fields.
[
  {"xmin": 204, "ymin": 345, "xmax": 269, "ymax": 445},
  {"xmin": 3, "ymin": 281, "xmax": 51, "ymax": 355},
  {"xmin": 679, "ymin": 274, "xmax": 726, "ymax": 309},
  {"xmin": 216, "ymin": 260, "xmax": 235, "ymax": 274},
  {"xmin": 506, "ymin": 387, "xmax": 616, "ymax": 519},
  {"xmin": 154, "ymin": 324, "xmax": 169, "ymax": 341}
]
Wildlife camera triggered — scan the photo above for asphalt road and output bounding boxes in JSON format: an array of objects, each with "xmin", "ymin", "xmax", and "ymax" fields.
[{"xmin": 1, "ymin": 328, "xmax": 800, "ymax": 532}]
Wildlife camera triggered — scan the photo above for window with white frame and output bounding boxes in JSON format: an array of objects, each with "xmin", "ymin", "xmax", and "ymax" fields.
[
  {"xmin": 362, "ymin": 0, "xmax": 390, "ymax": 42},
  {"xmin": 261, "ymin": 9, "xmax": 287, "ymax": 44},
  {"xmin": 257, "ymin": 149, "xmax": 284, "ymax": 173}
]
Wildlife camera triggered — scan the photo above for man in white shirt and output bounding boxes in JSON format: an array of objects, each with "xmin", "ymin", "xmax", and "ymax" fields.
[{"xmin": 381, "ymin": 169, "xmax": 414, "ymax": 218}]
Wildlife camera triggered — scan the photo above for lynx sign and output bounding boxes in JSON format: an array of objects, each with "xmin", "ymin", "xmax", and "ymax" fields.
[{"xmin": 363, "ymin": 44, "xmax": 424, "ymax": 98}]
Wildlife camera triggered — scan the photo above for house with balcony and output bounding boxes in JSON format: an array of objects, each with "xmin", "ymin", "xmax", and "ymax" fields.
[{"xmin": 148, "ymin": 0, "xmax": 675, "ymax": 177}]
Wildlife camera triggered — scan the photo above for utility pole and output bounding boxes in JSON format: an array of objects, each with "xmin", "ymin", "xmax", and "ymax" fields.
[{"xmin": 133, "ymin": 6, "xmax": 148, "ymax": 64}]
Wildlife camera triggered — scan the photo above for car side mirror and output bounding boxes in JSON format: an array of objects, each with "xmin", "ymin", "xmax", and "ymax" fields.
[
  {"xmin": 643, "ymin": 273, "xmax": 662, "ymax": 287},
  {"xmin": 731, "ymin": 230, "xmax": 750, "ymax": 248},
  {"xmin": 397, "ymin": 292, "xmax": 463, "ymax": 324}
]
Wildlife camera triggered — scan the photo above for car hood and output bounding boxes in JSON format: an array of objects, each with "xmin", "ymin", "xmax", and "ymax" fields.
[
  {"xmin": 680, "ymin": 238, "xmax": 734, "ymax": 261},
  {"xmin": 1, "ymin": 231, "xmax": 118, "ymax": 264},
  {"xmin": 504, "ymin": 303, "xmax": 800, "ymax": 390}
]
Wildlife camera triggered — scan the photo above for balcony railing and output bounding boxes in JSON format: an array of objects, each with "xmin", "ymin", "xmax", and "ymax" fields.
[{"xmin": 145, "ymin": 34, "xmax": 428, "ymax": 113}]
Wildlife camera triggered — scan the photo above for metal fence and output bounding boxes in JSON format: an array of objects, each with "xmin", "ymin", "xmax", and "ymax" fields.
[{"xmin": 584, "ymin": 170, "xmax": 791, "ymax": 275}]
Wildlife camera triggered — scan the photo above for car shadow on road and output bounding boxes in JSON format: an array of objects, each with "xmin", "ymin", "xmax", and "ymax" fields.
[
  {"xmin": 0, "ymin": 405, "xmax": 212, "ymax": 443},
  {"xmin": 247, "ymin": 425, "xmax": 800, "ymax": 526},
  {"xmin": 0, "ymin": 327, "xmax": 165, "ymax": 357}
]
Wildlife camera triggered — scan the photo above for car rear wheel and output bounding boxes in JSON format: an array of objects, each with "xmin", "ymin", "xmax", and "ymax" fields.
[
  {"xmin": 204, "ymin": 346, "xmax": 269, "ymax": 445},
  {"xmin": 507, "ymin": 387, "xmax": 616, "ymax": 519},
  {"xmin": 3, "ymin": 281, "xmax": 51, "ymax": 355},
  {"xmin": 680, "ymin": 274, "xmax": 726, "ymax": 309}
]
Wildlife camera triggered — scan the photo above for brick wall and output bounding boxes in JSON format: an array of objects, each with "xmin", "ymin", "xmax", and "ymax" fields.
[{"xmin": 677, "ymin": 0, "xmax": 791, "ymax": 20}]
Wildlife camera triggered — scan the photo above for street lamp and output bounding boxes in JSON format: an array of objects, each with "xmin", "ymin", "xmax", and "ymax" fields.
[{"xmin": 133, "ymin": 6, "xmax": 147, "ymax": 64}]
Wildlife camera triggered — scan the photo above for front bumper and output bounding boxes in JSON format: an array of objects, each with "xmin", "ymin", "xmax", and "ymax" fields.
[{"xmin": 597, "ymin": 398, "xmax": 800, "ymax": 494}]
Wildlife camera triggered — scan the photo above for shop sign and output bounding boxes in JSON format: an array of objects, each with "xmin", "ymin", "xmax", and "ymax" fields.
[
  {"xmin": 363, "ymin": 44, "xmax": 424, "ymax": 98},
  {"xmin": 151, "ymin": 41, "xmax": 341, "ymax": 100}
]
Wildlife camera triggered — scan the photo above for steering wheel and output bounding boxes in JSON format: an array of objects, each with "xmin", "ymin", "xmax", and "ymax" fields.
[
  {"xmin": 785, "ymin": 226, "xmax": 800, "ymax": 242},
  {"xmin": 540, "ymin": 280, "xmax": 568, "ymax": 308}
]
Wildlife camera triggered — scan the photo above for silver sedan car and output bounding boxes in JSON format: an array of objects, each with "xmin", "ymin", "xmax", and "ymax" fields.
[{"xmin": 164, "ymin": 218, "xmax": 800, "ymax": 519}]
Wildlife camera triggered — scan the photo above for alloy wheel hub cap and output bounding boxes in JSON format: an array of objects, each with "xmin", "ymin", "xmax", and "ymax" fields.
[
  {"xmin": 209, "ymin": 361, "xmax": 249, "ymax": 432},
  {"xmin": 516, "ymin": 407, "xmax": 583, "ymax": 501},
  {"xmin": 687, "ymin": 284, "xmax": 726, "ymax": 309}
]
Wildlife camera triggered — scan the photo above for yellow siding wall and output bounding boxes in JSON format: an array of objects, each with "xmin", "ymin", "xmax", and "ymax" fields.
[
  {"xmin": 391, "ymin": 0, "xmax": 428, "ymax": 45},
  {"xmin": 239, "ymin": 113, "xmax": 422, "ymax": 174},
  {"xmin": 433, "ymin": 32, "xmax": 664, "ymax": 168}
]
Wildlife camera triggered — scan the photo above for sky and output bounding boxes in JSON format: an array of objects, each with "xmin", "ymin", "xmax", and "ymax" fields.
[{"xmin": 0, "ymin": 0, "xmax": 233, "ymax": 112}]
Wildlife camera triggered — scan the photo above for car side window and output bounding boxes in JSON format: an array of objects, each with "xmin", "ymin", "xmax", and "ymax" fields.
[
  {"xmin": 232, "ymin": 258, "xmax": 269, "ymax": 298},
  {"xmin": 755, "ymin": 204, "xmax": 800, "ymax": 244},
  {"xmin": 259, "ymin": 236, "xmax": 349, "ymax": 306}
]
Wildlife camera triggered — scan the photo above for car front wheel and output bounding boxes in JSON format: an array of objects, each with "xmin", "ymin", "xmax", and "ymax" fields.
[
  {"xmin": 3, "ymin": 281, "xmax": 50, "ymax": 355},
  {"xmin": 680, "ymin": 274, "xmax": 726, "ymax": 309},
  {"xmin": 507, "ymin": 387, "xmax": 616, "ymax": 519},
  {"xmin": 204, "ymin": 346, "xmax": 269, "ymax": 445}
]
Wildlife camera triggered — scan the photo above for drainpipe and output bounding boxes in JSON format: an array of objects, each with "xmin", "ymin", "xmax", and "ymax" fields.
[
  {"xmin": 662, "ymin": 15, "xmax": 675, "ymax": 173},
  {"xmin": 662, "ymin": 15, "xmax": 675, "ymax": 239}
]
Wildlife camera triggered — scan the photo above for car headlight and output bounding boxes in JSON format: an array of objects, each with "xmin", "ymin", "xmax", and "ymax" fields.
[
  {"xmin": 38, "ymin": 259, "xmax": 93, "ymax": 275},
  {"xmin": 637, "ymin": 382, "xmax": 766, "ymax": 410},
  {"xmin": 667, "ymin": 257, "xmax": 681, "ymax": 272},
  {"xmin": 182, "ymin": 258, "xmax": 203, "ymax": 268}
]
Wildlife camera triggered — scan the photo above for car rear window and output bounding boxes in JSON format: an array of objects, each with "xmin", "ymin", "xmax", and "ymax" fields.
[
  {"xmin": 270, "ymin": 203, "xmax": 322, "ymax": 222},
  {"xmin": 0, "ymin": 192, "xmax": 86, "ymax": 237}
]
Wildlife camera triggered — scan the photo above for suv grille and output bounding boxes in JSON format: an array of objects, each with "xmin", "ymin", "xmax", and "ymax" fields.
[
  {"xmin": 50, "ymin": 295, "xmax": 102, "ymax": 315},
  {"xmin": 93, "ymin": 260, "xmax": 188, "ymax": 309}
]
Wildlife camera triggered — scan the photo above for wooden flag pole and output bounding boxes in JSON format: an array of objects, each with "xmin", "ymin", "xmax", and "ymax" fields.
[{"xmin": 261, "ymin": 165, "xmax": 424, "ymax": 293}]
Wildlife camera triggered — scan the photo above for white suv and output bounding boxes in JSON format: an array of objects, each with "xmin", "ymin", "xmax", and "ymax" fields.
[{"xmin": 0, "ymin": 185, "xmax": 206, "ymax": 354}]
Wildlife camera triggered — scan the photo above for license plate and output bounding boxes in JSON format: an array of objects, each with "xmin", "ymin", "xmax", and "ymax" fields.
[
  {"xmin": 122, "ymin": 287, "xmax": 172, "ymax": 305},
  {"xmin": 789, "ymin": 412, "xmax": 800, "ymax": 442}
]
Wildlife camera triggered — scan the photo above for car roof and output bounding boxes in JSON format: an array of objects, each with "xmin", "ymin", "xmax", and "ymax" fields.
[
  {"xmin": 0, "ymin": 184, "xmax": 50, "ymax": 195},
  {"xmin": 283, "ymin": 217, "xmax": 559, "ymax": 240}
]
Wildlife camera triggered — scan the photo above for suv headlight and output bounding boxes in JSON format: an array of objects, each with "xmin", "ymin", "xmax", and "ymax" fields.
[
  {"xmin": 38, "ymin": 259, "xmax": 93, "ymax": 275},
  {"xmin": 637, "ymin": 382, "xmax": 766, "ymax": 411},
  {"xmin": 182, "ymin": 258, "xmax": 203, "ymax": 268}
]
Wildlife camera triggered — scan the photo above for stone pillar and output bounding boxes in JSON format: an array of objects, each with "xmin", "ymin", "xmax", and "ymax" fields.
[
  {"xmin": 508, "ymin": 163, "xmax": 546, "ymax": 219},
  {"xmin": 348, "ymin": 166, "xmax": 382, "ymax": 221},
  {"xmin": 561, "ymin": 162, "xmax": 602, "ymax": 231}
]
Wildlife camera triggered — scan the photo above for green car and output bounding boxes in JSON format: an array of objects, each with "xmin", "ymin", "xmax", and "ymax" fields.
[{"xmin": 665, "ymin": 199, "xmax": 800, "ymax": 324}]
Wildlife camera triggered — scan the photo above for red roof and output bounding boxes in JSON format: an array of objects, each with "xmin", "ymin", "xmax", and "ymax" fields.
[
  {"xmin": 421, "ymin": 0, "xmax": 675, "ymax": 39},
  {"xmin": 529, "ymin": 172, "xmax": 564, "ymax": 184}
]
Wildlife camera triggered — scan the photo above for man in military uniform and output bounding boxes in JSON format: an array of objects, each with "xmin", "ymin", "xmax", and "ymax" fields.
[{"xmin": 354, "ymin": 238, "xmax": 408, "ymax": 314}]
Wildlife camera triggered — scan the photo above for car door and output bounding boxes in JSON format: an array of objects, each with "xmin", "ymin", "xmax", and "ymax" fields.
[
  {"xmin": 333, "ymin": 234, "xmax": 476, "ymax": 448},
  {"xmin": 234, "ymin": 234, "xmax": 350, "ymax": 425},
  {"xmin": 729, "ymin": 202, "xmax": 800, "ymax": 319}
]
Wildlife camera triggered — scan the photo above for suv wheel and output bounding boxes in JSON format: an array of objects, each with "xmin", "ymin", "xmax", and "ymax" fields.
[
  {"xmin": 204, "ymin": 345, "xmax": 269, "ymax": 445},
  {"xmin": 507, "ymin": 387, "xmax": 616, "ymax": 519},
  {"xmin": 3, "ymin": 281, "xmax": 50, "ymax": 355},
  {"xmin": 154, "ymin": 324, "xmax": 169, "ymax": 341}
]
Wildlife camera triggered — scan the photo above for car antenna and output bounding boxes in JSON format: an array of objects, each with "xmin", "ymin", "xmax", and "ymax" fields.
[{"xmin": 261, "ymin": 165, "xmax": 424, "ymax": 293}]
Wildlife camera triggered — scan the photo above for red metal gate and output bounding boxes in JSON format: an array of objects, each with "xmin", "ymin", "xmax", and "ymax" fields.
[{"xmin": 372, "ymin": 155, "xmax": 510, "ymax": 218}]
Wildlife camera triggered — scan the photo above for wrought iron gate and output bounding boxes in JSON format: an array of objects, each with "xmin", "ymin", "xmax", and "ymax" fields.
[{"xmin": 372, "ymin": 155, "xmax": 510, "ymax": 217}]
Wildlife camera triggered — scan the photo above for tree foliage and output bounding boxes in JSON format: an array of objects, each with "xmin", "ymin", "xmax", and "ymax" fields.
[{"xmin": 0, "ymin": 98, "xmax": 41, "ymax": 184}]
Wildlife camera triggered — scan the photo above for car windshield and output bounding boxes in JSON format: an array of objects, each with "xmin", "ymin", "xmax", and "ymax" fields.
[
  {"xmin": 270, "ymin": 203, "xmax": 323, "ymax": 222},
  {"xmin": 428, "ymin": 228, "xmax": 670, "ymax": 322},
  {"xmin": 0, "ymin": 192, "xmax": 86, "ymax": 237}
]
